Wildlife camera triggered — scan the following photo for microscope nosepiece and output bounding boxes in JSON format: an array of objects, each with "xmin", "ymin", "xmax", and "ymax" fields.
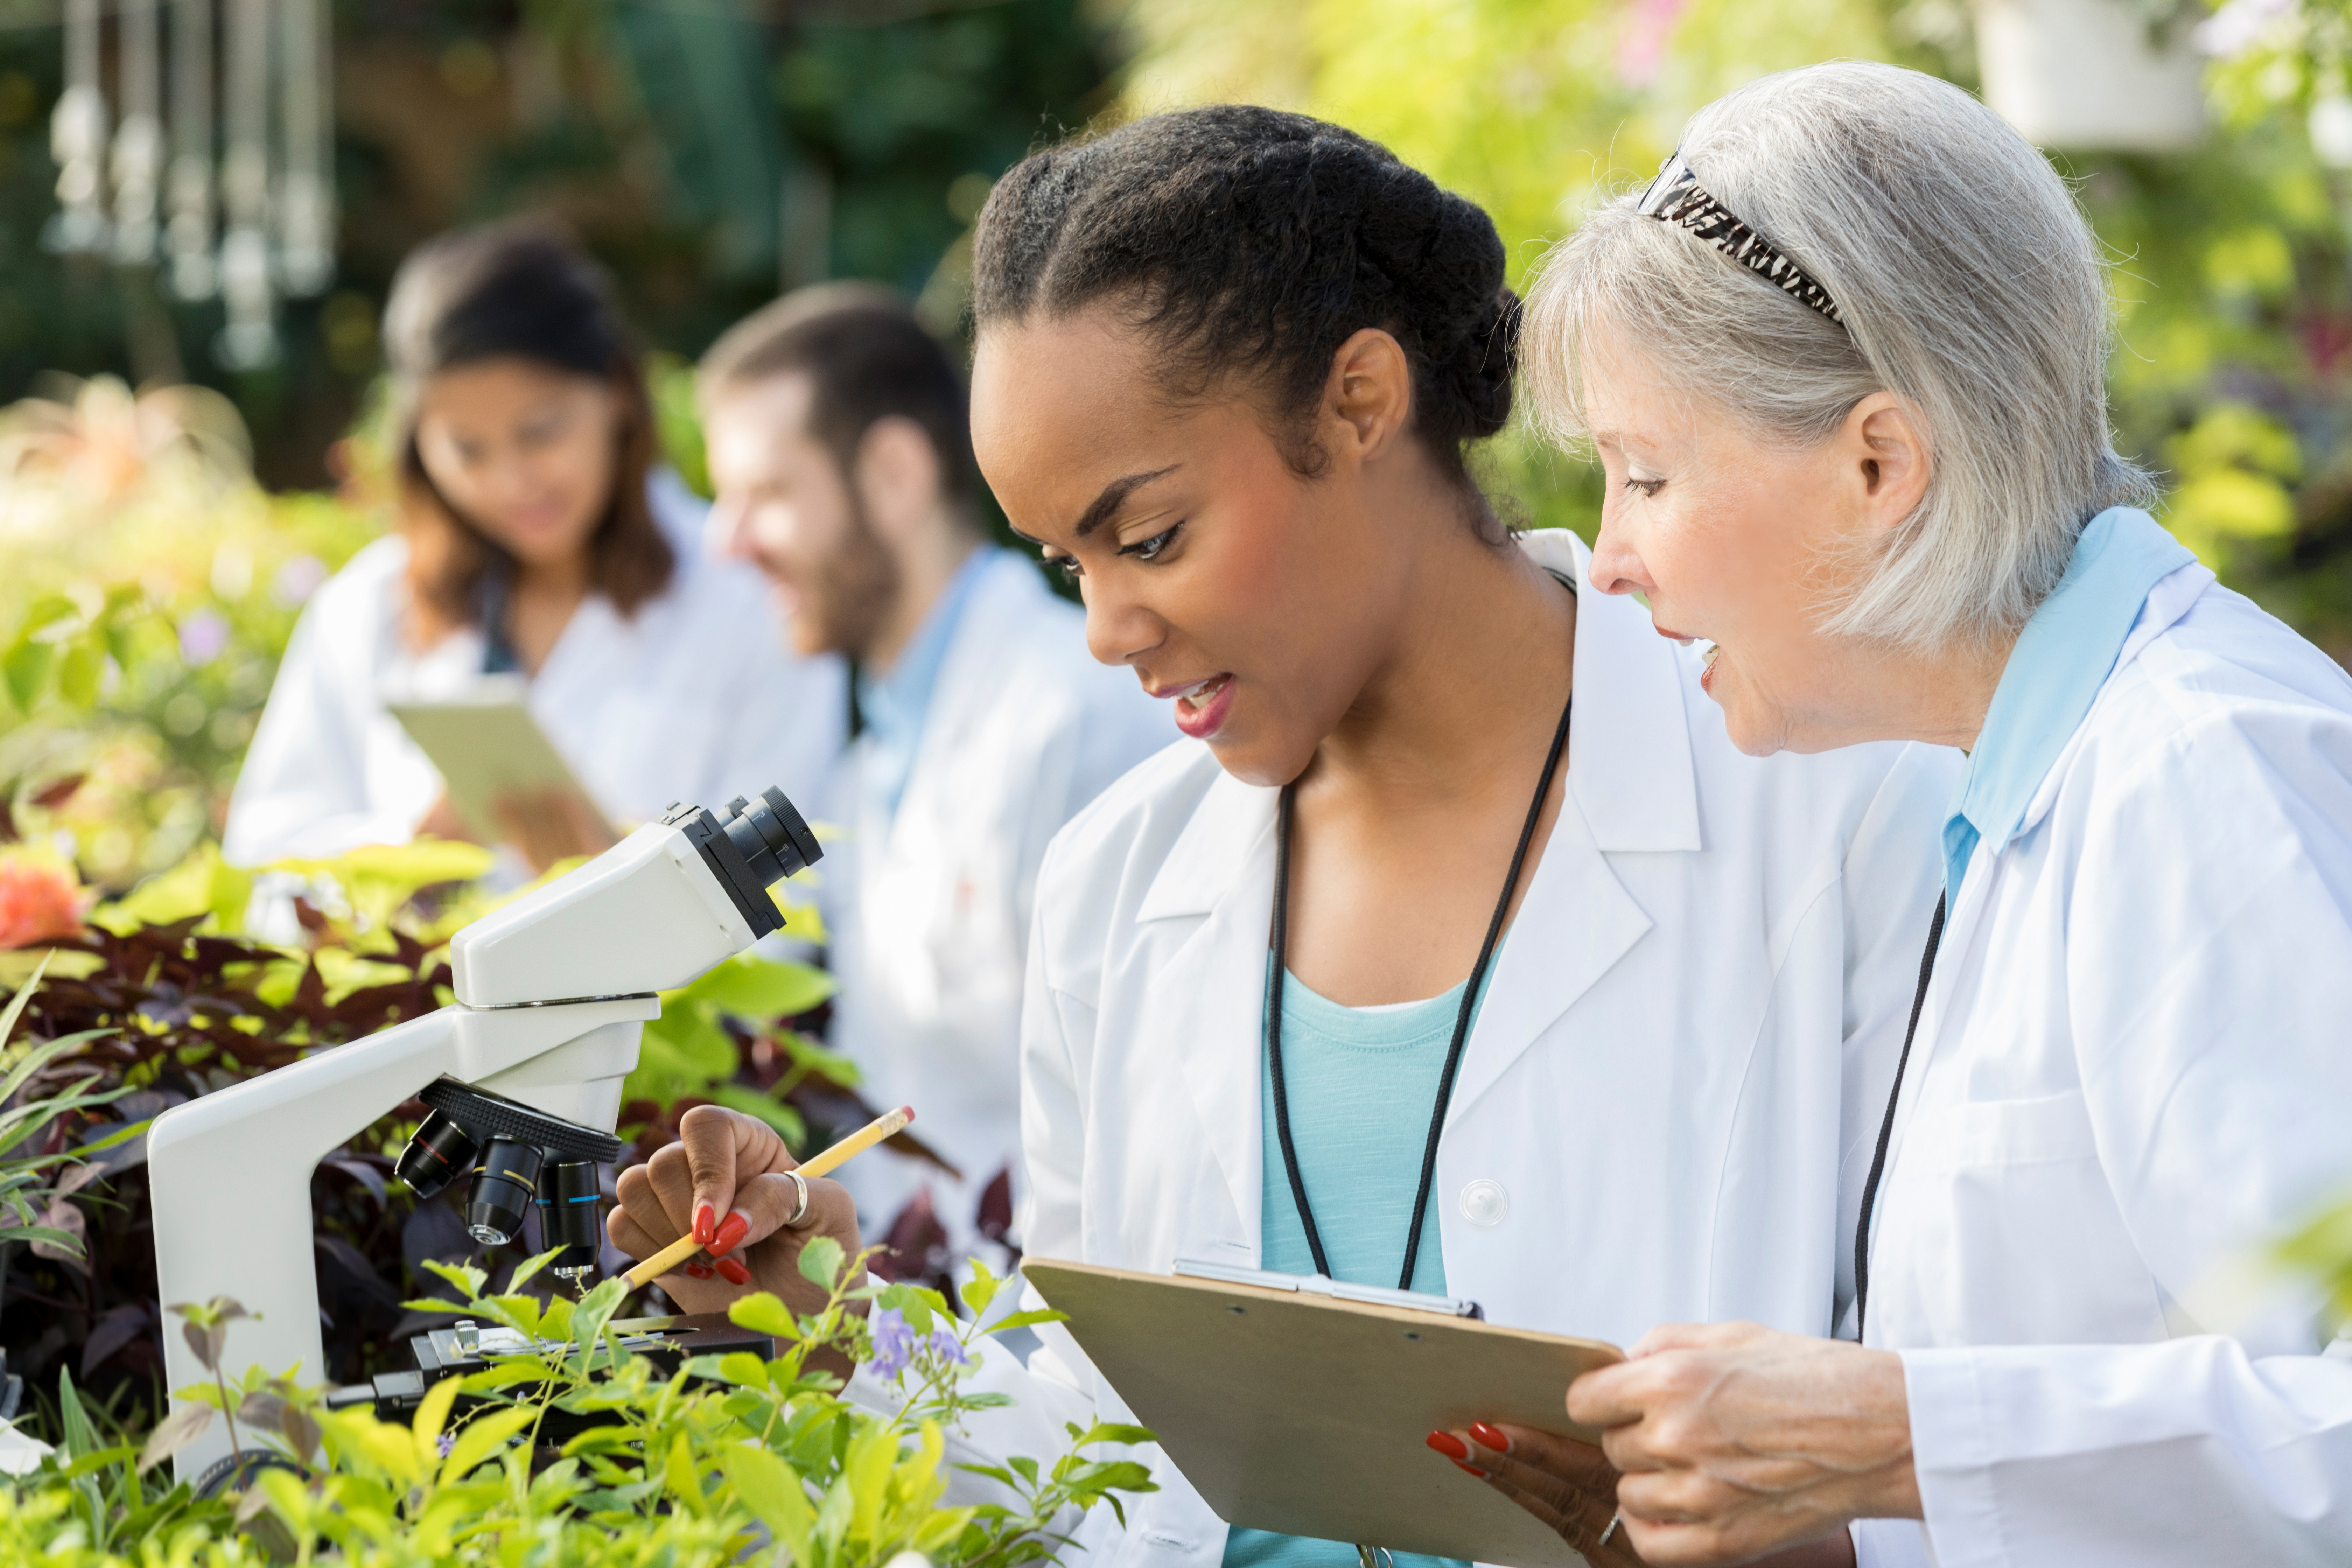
[
  {"xmin": 394, "ymin": 1112, "xmax": 479, "ymax": 1200},
  {"xmin": 466, "ymin": 1139, "xmax": 545, "ymax": 1247}
]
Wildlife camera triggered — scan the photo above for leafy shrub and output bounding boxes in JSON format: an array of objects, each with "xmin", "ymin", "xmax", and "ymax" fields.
[
  {"xmin": 0, "ymin": 837, "xmax": 885, "ymax": 1432},
  {"xmin": 6, "ymin": 1240, "xmax": 1149, "ymax": 1565},
  {"xmin": 0, "ymin": 376, "xmax": 383, "ymax": 891}
]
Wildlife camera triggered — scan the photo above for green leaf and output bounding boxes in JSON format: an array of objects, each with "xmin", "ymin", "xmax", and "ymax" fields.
[
  {"xmin": 420, "ymin": 1258, "xmax": 488, "ymax": 1301},
  {"xmin": 964, "ymin": 1256, "xmax": 1000, "ymax": 1316},
  {"xmin": 567, "ymin": 1274, "xmax": 628, "ymax": 1361},
  {"xmin": 1077, "ymin": 1422, "xmax": 1157, "ymax": 1449},
  {"xmin": 985, "ymin": 1309, "xmax": 1068, "ymax": 1335},
  {"xmin": 56, "ymin": 640, "xmax": 103, "ymax": 707},
  {"xmin": 727, "ymin": 1292, "xmax": 797, "ymax": 1338},
  {"xmin": 0, "ymin": 951, "xmax": 54, "ymax": 1051},
  {"xmin": 57, "ymin": 1444, "xmax": 137, "ymax": 1479},
  {"xmin": 440, "ymin": 1405, "xmax": 537, "ymax": 1482},
  {"xmin": 797, "ymin": 1236, "xmax": 846, "ymax": 1292},
  {"xmin": 3, "ymin": 639, "xmax": 54, "ymax": 714},
  {"xmin": 0, "ymin": 1225, "xmax": 84, "ymax": 1253},
  {"xmin": 56, "ymin": 1367, "xmax": 99, "ymax": 1461},
  {"xmin": 676, "ymin": 953, "xmax": 835, "ymax": 1021},
  {"xmin": 721, "ymin": 1444, "xmax": 816, "ymax": 1562}
]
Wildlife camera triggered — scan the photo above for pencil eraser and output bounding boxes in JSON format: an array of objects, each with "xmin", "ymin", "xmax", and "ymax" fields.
[{"xmin": 896, "ymin": 1106, "xmax": 915, "ymax": 1124}]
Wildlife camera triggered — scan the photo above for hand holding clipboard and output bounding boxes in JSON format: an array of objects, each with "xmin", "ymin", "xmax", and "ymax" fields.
[{"xmin": 1023, "ymin": 1258, "xmax": 1626, "ymax": 1568}]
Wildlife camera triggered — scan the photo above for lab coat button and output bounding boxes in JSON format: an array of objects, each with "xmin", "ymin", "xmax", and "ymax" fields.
[{"xmin": 1460, "ymin": 1178, "xmax": 1508, "ymax": 1228}]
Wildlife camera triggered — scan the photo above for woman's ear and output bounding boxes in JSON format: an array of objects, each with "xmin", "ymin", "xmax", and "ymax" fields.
[
  {"xmin": 1323, "ymin": 327, "xmax": 1415, "ymax": 465},
  {"xmin": 1846, "ymin": 393, "xmax": 1930, "ymax": 537}
]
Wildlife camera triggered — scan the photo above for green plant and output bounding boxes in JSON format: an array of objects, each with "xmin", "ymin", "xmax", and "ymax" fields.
[
  {"xmin": 0, "ymin": 834, "xmax": 858, "ymax": 1427},
  {"xmin": 0, "ymin": 955, "xmax": 143, "ymax": 1267},
  {"xmin": 4, "ymin": 1241, "xmax": 1152, "ymax": 1566}
]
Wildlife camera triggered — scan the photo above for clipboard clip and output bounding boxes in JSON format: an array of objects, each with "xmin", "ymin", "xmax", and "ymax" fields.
[
  {"xmin": 1355, "ymin": 1546, "xmax": 1397, "ymax": 1568},
  {"xmin": 1172, "ymin": 1258, "xmax": 1484, "ymax": 1320}
]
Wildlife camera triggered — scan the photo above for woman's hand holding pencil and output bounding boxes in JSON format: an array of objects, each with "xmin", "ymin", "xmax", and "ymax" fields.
[{"xmin": 607, "ymin": 1104, "xmax": 907, "ymax": 1317}]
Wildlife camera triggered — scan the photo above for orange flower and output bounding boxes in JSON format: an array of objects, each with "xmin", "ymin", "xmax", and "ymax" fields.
[{"xmin": 0, "ymin": 849, "xmax": 88, "ymax": 951}]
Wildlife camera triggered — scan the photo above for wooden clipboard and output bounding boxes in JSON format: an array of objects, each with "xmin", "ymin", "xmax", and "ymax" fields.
[{"xmin": 1023, "ymin": 1259, "xmax": 1623, "ymax": 1568}]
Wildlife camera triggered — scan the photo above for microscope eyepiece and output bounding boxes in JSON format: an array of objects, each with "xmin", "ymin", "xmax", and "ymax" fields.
[
  {"xmin": 537, "ymin": 1160, "xmax": 603, "ymax": 1280},
  {"xmin": 465, "ymin": 1139, "xmax": 544, "ymax": 1247},
  {"xmin": 720, "ymin": 787, "xmax": 819, "ymax": 886},
  {"xmin": 660, "ymin": 786, "xmax": 822, "ymax": 944},
  {"xmin": 394, "ymin": 1112, "xmax": 479, "ymax": 1200}
]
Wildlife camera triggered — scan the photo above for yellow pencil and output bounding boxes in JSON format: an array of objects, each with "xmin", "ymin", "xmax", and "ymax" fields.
[{"xmin": 619, "ymin": 1105, "xmax": 914, "ymax": 1289}]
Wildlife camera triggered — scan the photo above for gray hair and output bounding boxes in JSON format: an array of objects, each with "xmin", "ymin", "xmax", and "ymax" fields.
[{"xmin": 1523, "ymin": 60, "xmax": 2154, "ymax": 651}]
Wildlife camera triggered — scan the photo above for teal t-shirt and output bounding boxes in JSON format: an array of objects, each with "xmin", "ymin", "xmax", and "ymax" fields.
[{"xmin": 1222, "ymin": 964, "xmax": 1490, "ymax": 1568}]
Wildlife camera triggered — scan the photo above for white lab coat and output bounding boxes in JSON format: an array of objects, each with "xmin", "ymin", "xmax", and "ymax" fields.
[
  {"xmin": 223, "ymin": 472, "xmax": 847, "ymax": 866},
  {"xmin": 1853, "ymin": 565, "xmax": 2352, "ymax": 1567},
  {"xmin": 824, "ymin": 549, "xmax": 1168, "ymax": 1248},
  {"xmin": 848, "ymin": 530, "xmax": 1959, "ymax": 1566}
]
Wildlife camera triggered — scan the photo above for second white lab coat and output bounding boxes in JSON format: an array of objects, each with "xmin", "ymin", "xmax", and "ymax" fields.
[
  {"xmin": 1854, "ymin": 564, "xmax": 2352, "ymax": 1567},
  {"xmin": 847, "ymin": 530, "xmax": 1960, "ymax": 1566},
  {"xmin": 224, "ymin": 473, "xmax": 847, "ymax": 867},
  {"xmin": 824, "ymin": 549, "xmax": 1168, "ymax": 1249}
]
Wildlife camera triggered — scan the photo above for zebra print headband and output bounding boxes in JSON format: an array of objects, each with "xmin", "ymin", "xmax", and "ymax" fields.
[{"xmin": 1637, "ymin": 151, "xmax": 1846, "ymax": 328}]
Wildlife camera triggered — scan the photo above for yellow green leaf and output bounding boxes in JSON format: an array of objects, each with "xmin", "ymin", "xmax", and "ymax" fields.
[
  {"xmin": 412, "ymin": 1374, "xmax": 462, "ymax": 1466},
  {"xmin": 721, "ymin": 1443, "xmax": 816, "ymax": 1562},
  {"xmin": 440, "ymin": 1405, "xmax": 536, "ymax": 1483}
]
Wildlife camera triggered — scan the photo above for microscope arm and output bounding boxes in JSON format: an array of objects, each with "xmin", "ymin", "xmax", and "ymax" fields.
[{"xmin": 148, "ymin": 993, "xmax": 656, "ymax": 1478}]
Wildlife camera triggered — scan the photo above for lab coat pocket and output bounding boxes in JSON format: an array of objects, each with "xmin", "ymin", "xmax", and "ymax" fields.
[{"xmin": 1899, "ymin": 1088, "xmax": 2160, "ymax": 1346}]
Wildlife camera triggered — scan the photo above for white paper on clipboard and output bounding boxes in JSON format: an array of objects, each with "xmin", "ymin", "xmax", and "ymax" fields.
[{"xmin": 386, "ymin": 681, "xmax": 616, "ymax": 845}]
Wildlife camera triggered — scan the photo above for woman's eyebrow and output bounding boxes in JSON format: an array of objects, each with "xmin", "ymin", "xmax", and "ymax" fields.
[{"xmin": 1072, "ymin": 465, "xmax": 1181, "ymax": 538}]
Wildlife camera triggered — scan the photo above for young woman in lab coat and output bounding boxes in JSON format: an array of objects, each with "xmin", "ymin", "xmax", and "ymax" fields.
[
  {"xmin": 608, "ymin": 108, "xmax": 1953, "ymax": 1568},
  {"xmin": 1507, "ymin": 61, "xmax": 2352, "ymax": 1568},
  {"xmin": 223, "ymin": 221, "xmax": 842, "ymax": 872}
]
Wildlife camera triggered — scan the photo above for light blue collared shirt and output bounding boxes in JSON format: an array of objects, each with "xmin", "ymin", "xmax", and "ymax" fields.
[
  {"xmin": 855, "ymin": 546, "xmax": 995, "ymax": 821},
  {"xmin": 1943, "ymin": 507, "xmax": 2196, "ymax": 906}
]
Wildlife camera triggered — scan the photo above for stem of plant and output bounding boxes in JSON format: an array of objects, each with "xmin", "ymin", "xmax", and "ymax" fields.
[{"xmin": 215, "ymin": 1364, "xmax": 243, "ymax": 1461}]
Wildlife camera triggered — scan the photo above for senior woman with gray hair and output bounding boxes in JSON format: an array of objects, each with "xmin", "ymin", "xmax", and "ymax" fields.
[{"xmin": 1456, "ymin": 58, "xmax": 2352, "ymax": 1568}]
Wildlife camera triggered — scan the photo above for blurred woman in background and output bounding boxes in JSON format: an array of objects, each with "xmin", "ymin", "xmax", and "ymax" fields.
[{"xmin": 224, "ymin": 220, "xmax": 844, "ymax": 873}]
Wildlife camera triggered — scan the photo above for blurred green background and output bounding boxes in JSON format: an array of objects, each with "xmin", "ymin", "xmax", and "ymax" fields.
[{"xmin": 3, "ymin": 0, "xmax": 2348, "ymax": 880}]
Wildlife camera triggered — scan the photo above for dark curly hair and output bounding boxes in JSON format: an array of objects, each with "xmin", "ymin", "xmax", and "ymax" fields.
[{"xmin": 972, "ymin": 105, "xmax": 1520, "ymax": 534}]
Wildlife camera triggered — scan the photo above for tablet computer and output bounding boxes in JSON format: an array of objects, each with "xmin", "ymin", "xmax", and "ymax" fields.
[
  {"xmin": 386, "ymin": 686, "xmax": 617, "ymax": 846},
  {"xmin": 1023, "ymin": 1258, "xmax": 1623, "ymax": 1568}
]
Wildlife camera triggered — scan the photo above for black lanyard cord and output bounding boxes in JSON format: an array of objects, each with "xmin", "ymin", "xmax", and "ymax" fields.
[
  {"xmin": 1266, "ymin": 689, "xmax": 1575, "ymax": 1292},
  {"xmin": 1851, "ymin": 890, "xmax": 1946, "ymax": 1341}
]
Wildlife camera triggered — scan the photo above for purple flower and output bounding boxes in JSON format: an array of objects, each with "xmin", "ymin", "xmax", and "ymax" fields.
[
  {"xmin": 869, "ymin": 1308, "xmax": 917, "ymax": 1381},
  {"xmin": 272, "ymin": 555, "xmax": 328, "ymax": 607},
  {"xmin": 926, "ymin": 1329, "xmax": 968, "ymax": 1367},
  {"xmin": 177, "ymin": 609, "xmax": 230, "ymax": 665}
]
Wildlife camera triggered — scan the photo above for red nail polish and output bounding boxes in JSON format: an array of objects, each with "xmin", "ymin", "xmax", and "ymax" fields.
[
  {"xmin": 715, "ymin": 1256, "xmax": 750, "ymax": 1286},
  {"xmin": 1426, "ymin": 1430, "xmax": 1470, "ymax": 1462},
  {"xmin": 1452, "ymin": 1460, "xmax": 1488, "ymax": 1479},
  {"xmin": 682, "ymin": 1261, "xmax": 714, "ymax": 1279},
  {"xmin": 692, "ymin": 1204, "xmax": 716, "ymax": 1247},
  {"xmin": 710, "ymin": 1211, "xmax": 750, "ymax": 1257},
  {"xmin": 1470, "ymin": 1422, "xmax": 1512, "ymax": 1454}
]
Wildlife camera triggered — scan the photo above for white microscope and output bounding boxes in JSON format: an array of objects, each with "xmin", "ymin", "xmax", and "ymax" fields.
[{"xmin": 147, "ymin": 787, "xmax": 819, "ymax": 1479}]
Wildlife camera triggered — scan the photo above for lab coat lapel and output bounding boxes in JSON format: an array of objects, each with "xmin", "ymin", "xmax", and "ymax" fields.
[
  {"xmin": 1135, "ymin": 769, "xmax": 1281, "ymax": 1254},
  {"xmin": 1442, "ymin": 530, "xmax": 1699, "ymax": 1128}
]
